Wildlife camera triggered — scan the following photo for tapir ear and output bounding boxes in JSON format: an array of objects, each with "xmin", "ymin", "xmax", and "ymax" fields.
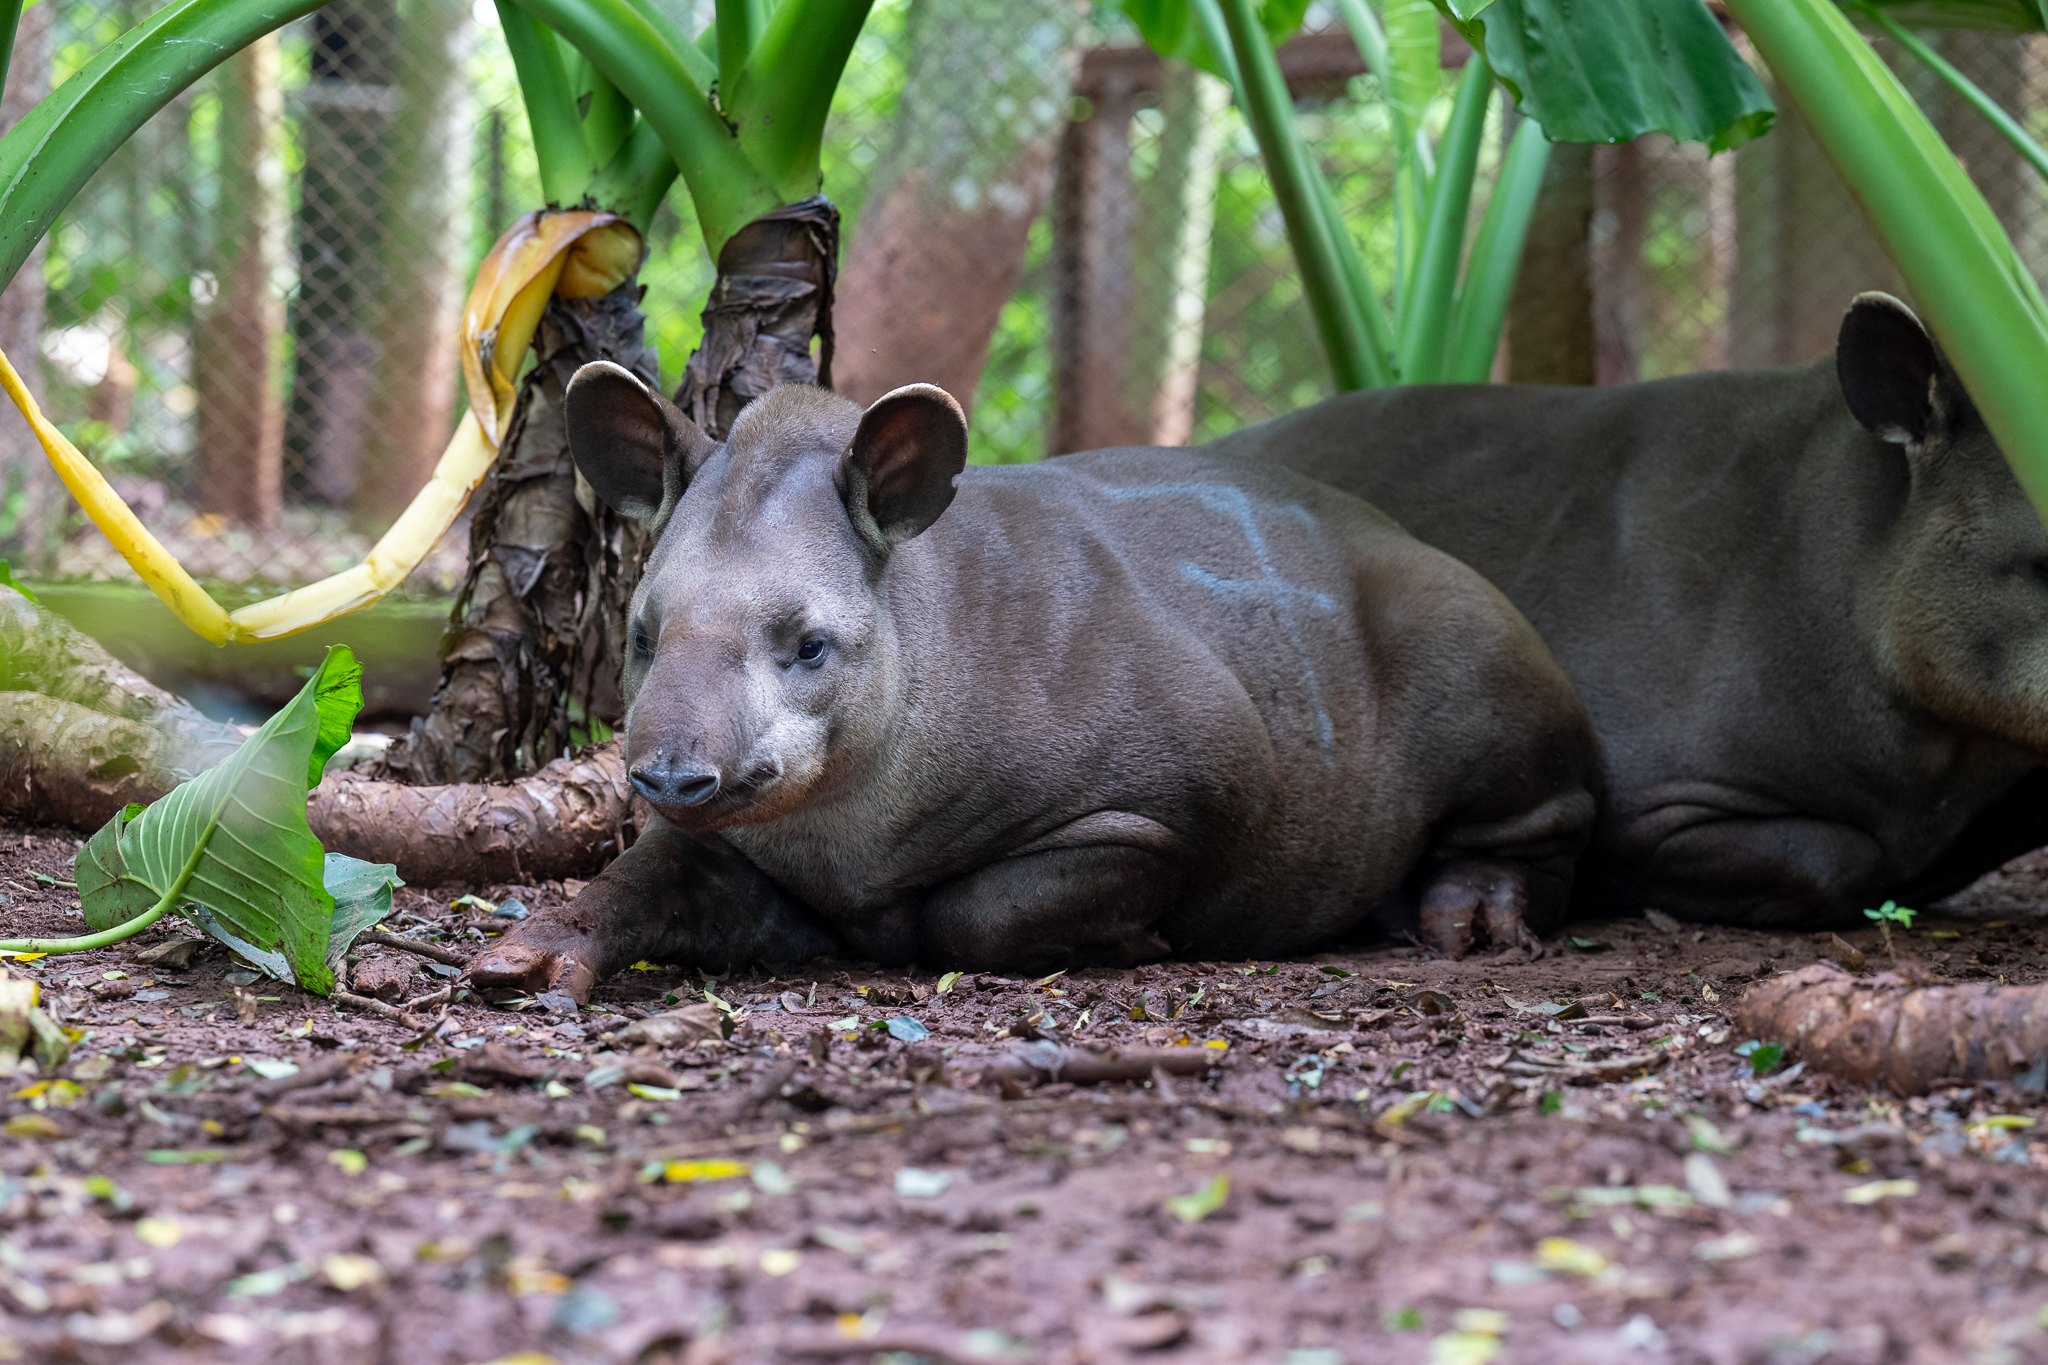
[
  {"xmin": 1837, "ymin": 292, "xmax": 1947, "ymax": 446},
  {"xmin": 565, "ymin": 361, "xmax": 714, "ymax": 519},
  {"xmin": 843, "ymin": 384, "xmax": 968, "ymax": 546}
]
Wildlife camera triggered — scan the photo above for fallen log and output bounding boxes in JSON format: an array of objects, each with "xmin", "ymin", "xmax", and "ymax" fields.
[
  {"xmin": 0, "ymin": 587, "xmax": 242, "ymax": 826},
  {"xmin": 2, "ymin": 582, "xmax": 636, "ymax": 884},
  {"xmin": 307, "ymin": 743, "xmax": 636, "ymax": 885},
  {"xmin": 1735, "ymin": 960, "xmax": 2048, "ymax": 1095}
]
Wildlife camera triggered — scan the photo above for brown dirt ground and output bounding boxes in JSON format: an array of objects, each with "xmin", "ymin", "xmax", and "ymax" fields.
[{"xmin": 6, "ymin": 820, "xmax": 2048, "ymax": 1365}]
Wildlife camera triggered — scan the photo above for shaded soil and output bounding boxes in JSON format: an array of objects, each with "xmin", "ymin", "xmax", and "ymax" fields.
[{"xmin": 6, "ymin": 820, "xmax": 2048, "ymax": 1364}]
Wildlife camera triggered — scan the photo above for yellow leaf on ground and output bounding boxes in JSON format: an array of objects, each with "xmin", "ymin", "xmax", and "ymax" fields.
[
  {"xmin": 1534, "ymin": 1237, "xmax": 1609, "ymax": 1277},
  {"xmin": 664, "ymin": 1160, "xmax": 751, "ymax": 1183}
]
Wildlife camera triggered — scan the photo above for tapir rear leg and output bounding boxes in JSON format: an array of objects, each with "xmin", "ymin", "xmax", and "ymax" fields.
[
  {"xmin": 465, "ymin": 818, "xmax": 841, "ymax": 1002},
  {"xmin": 916, "ymin": 844, "xmax": 1184, "ymax": 975},
  {"xmin": 1415, "ymin": 786, "xmax": 1593, "ymax": 958}
]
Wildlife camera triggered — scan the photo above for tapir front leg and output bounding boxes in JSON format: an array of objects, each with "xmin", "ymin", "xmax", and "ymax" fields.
[{"xmin": 465, "ymin": 817, "xmax": 841, "ymax": 1002}]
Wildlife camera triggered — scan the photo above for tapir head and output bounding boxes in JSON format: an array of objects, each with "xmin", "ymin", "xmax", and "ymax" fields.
[
  {"xmin": 1838, "ymin": 292, "xmax": 2048, "ymax": 755},
  {"xmin": 565, "ymin": 366, "xmax": 968, "ymax": 826}
]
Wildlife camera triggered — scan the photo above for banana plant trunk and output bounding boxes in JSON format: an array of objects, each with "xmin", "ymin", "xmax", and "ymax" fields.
[{"xmin": 381, "ymin": 196, "xmax": 840, "ymax": 785}]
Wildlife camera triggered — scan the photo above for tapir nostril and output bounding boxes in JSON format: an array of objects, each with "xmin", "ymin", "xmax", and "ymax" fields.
[{"xmin": 628, "ymin": 761, "xmax": 721, "ymax": 807}]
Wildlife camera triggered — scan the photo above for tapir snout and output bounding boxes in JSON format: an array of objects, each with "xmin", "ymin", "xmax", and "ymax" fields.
[{"xmin": 627, "ymin": 750, "xmax": 724, "ymax": 808}]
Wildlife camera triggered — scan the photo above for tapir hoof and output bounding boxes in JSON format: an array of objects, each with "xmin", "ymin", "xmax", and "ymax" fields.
[
  {"xmin": 1417, "ymin": 861, "xmax": 1542, "ymax": 961},
  {"xmin": 465, "ymin": 941, "xmax": 599, "ymax": 1004}
]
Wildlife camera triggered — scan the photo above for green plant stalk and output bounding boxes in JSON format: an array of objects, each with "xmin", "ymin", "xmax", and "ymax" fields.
[
  {"xmin": 1308, "ymin": 162, "xmax": 1398, "ymax": 384},
  {"xmin": 586, "ymin": 118, "xmax": 680, "ymax": 228},
  {"xmin": 0, "ymin": 0, "xmax": 23, "ymax": 112},
  {"xmin": 1443, "ymin": 117, "xmax": 1549, "ymax": 382},
  {"xmin": 579, "ymin": 62, "xmax": 637, "ymax": 168},
  {"xmin": 0, "ymin": 0, "xmax": 330, "ymax": 291},
  {"xmin": 0, "ymin": 833, "xmax": 206, "ymax": 956},
  {"xmin": 716, "ymin": 0, "xmax": 766, "ymax": 93},
  {"xmin": 723, "ymin": 0, "xmax": 879, "ymax": 202},
  {"xmin": 617, "ymin": 0, "xmax": 716, "ymax": 88},
  {"xmin": 497, "ymin": 0, "xmax": 594, "ymax": 204},
  {"xmin": 1397, "ymin": 57, "xmax": 1491, "ymax": 383},
  {"xmin": 508, "ymin": 0, "xmax": 777, "ymax": 252},
  {"xmin": 1385, "ymin": 0, "xmax": 1440, "ymax": 301},
  {"xmin": 1202, "ymin": 0, "xmax": 1395, "ymax": 381},
  {"xmin": 1442, "ymin": 117, "xmax": 1548, "ymax": 380},
  {"xmin": 1331, "ymin": 0, "xmax": 1430, "ymax": 310},
  {"xmin": 1861, "ymin": 6, "xmax": 2048, "ymax": 181},
  {"xmin": 1725, "ymin": 0, "xmax": 2048, "ymax": 528},
  {"xmin": 1214, "ymin": 0, "xmax": 1378, "ymax": 390}
]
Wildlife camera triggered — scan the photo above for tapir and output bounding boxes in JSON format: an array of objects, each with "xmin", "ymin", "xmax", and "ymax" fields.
[
  {"xmin": 467, "ymin": 365, "xmax": 1599, "ymax": 1000},
  {"xmin": 1210, "ymin": 292, "xmax": 2048, "ymax": 929}
]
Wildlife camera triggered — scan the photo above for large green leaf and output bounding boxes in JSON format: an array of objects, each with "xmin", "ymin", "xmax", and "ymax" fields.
[
  {"xmin": 1442, "ymin": 0, "xmax": 1775, "ymax": 151},
  {"xmin": 321, "ymin": 853, "xmax": 404, "ymax": 975},
  {"xmin": 74, "ymin": 646, "xmax": 364, "ymax": 994},
  {"xmin": 1121, "ymin": 0, "xmax": 1311, "ymax": 80},
  {"xmin": 0, "ymin": 0, "xmax": 330, "ymax": 292}
]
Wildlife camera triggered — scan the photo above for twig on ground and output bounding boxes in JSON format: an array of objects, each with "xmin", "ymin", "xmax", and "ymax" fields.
[
  {"xmin": 330, "ymin": 989, "xmax": 425, "ymax": 1030},
  {"xmin": 975, "ymin": 1045, "xmax": 1221, "ymax": 1087},
  {"xmin": 360, "ymin": 929, "xmax": 466, "ymax": 968},
  {"xmin": 247, "ymin": 1053, "xmax": 353, "ymax": 1101},
  {"xmin": 401, "ymin": 984, "xmax": 453, "ymax": 1013}
]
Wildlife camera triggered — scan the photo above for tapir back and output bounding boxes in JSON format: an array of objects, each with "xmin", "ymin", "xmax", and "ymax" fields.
[{"xmin": 813, "ymin": 445, "xmax": 1598, "ymax": 957}]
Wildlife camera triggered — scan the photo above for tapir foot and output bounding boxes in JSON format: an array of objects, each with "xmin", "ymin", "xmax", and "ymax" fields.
[
  {"xmin": 1417, "ymin": 860, "xmax": 1542, "ymax": 960},
  {"xmin": 465, "ymin": 933, "xmax": 601, "ymax": 1004}
]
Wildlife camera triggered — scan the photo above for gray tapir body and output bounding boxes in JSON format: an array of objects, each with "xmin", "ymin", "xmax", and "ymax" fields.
[
  {"xmin": 468, "ymin": 369, "xmax": 1599, "ymax": 999},
  {"xmin": 1209, "ymin": 294, "xmax": 2048, "ymax": 928}
]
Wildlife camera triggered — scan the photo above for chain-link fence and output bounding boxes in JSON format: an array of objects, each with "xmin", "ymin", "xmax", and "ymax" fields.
[{"xmin": 0, "ymin": 2, "xmax": 2043, "ymax": 590}]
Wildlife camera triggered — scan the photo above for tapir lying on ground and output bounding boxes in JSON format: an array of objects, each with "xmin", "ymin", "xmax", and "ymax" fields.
[
  {"xmin": 468, "ymin": 367, "xmax": 1598, "ymax": 1000},
  {"xmin": 1212, "ymin": 292, "xmax": 2048, "ymax": 929}
]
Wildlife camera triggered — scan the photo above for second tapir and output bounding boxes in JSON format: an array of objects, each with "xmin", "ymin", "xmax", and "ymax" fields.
[
  {"xmin": 468, "ymin": 366, "xmax": 1598, "ymax": 999},
  {"xmin": 1217, "ymin": 293, "xmax": 2048, "ymax": 929}
]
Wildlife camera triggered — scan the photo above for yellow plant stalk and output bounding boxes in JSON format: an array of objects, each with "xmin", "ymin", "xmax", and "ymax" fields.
[
  {"xmin": 0, "ymin": 344, "xmax": 235, "ymax": 641},
  {"xmin": 461, "ymin": 210, "xmax": 642, "ymax": 444},
  {"xmin": 3, "ymin": 210, "xmax": 641, "ymax": 644}
]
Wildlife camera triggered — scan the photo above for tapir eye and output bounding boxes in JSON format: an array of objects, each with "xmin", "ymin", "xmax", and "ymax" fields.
[
  {"xmin": 796, "ymin": 634, "xmax": 828, "ymax": 665},
  {"xmin": 630, "ymin": 623, "xmax": 655, "ymax": 659}
]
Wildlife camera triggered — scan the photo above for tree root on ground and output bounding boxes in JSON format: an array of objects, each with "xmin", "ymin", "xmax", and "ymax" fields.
[
  {"xmin": 1735, "ymin": 960, "xmax": 2048, "ymax": 1095},
  {"xmin": 307, "ymin": 743, "xmax": 637, "ymax": 885},
  {"xmin": 1, "ymin": 692, "xmax": 196, "ymax": 827},
  {"xmin": 3, "ymin": 582, "xmax": 638, "ymax": 884}
]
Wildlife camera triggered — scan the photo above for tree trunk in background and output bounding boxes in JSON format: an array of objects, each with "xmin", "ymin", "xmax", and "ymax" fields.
[
  {"xmin": 1731, "ymin": 64, "xmax": 1902, "ymax": 369},
  {"xmin": 1506, "ymin": 141, "xmax": 1595, "ymax": 385},
  {"xmin": 0, "ymin": 2, "xmax": 52, "ymax": 565},
  {"xmin": 1592, "ymin": 140, "xmax": 1646, "ymax": 384},
  {"xmin": 1052, "ymin": 57, "xmax": 1141, "ymax": 452},
  {"xmin": 1130, "ymin": 62, "xmax": 1227, "ymax": 446},
  {"xmin": 357, "ymin": 0, "xmax": 472, "ymax": 529},
  {"xmin": 380, "ymin": 199, "xmax": 841, "ymax": 785},
  {"xmin": 832, "ymin": 0, "xmax": 1083, "ymax": 411},
  {"xmin": 195, "ymin": 34, "xmax": 288, "ymax": 531},
  {"xmin": 286, "ymin": 0, "xmax": 397, "ymax": 508}
]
